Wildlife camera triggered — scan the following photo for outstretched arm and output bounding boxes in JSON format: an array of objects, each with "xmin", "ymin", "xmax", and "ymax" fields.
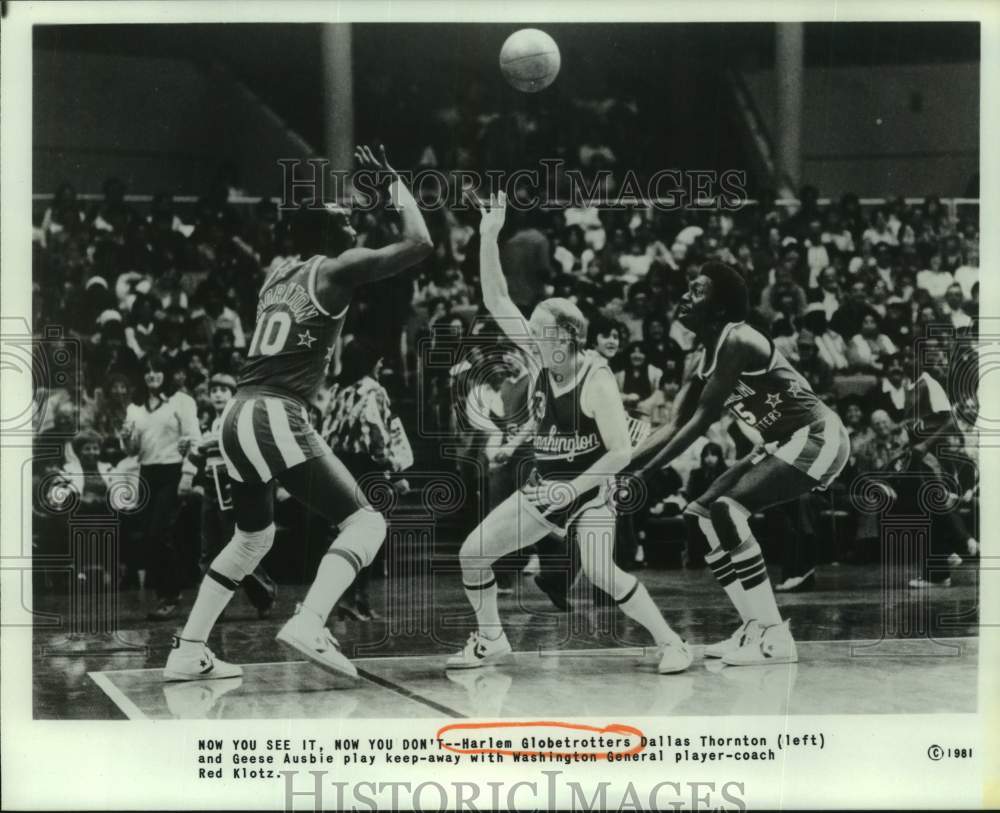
[
  {"xmin": 477, "ymin": 192, "xmax": 534, "ymax": 353},
  {"xmin": 630, "ymin": 375, "xmax": 705, "ymax": 467},
  {"xmin": 317, "ymin": 145, "xmax": 433, "ymax": 294},
  {"xmin": 636, "ymin": 336, "xmax": 751, "ymax": 476}
]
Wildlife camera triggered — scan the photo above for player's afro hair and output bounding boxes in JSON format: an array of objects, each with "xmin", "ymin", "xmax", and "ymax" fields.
[
  {"xmin": 701, "ymin": 261, "xmax": 750, "ymax": 323},
  {"xmin": 290, "ymin": 200, "xmax": 352, "ymax": 257}
]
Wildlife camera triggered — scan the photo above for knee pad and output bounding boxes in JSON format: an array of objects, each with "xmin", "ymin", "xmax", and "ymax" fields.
[
  {"xmin": 209, "ymin": 524, "xmax": 275, "ymax": 588},
  {"xmin": 328, "ymin": 508, "xmax": 386, "ymax": 572},
  {"xmin": 710, "ymin": 497, "xmax": 752, "ymax": 551}
]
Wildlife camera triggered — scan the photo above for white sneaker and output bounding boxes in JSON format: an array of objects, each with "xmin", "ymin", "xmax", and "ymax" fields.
[
  {"xmin": 908, "ymin": 577, "xmax": 952, "ymax": 589},
  {"xmin": 276, "ymin": 604, "xmax": 358, "ymax": 680},
  {"xmin": 723, "ymin": 619, "xmax": 798, "ymax": 667},
  {"xmin": 704, "ymin": 620, "xmax": 753, "ymax": 659},
  {"xmin": 657, "ymin": 639, "xmax": 693, "ymax": 674},
  {"xmin": 446, "ymin": 631, "xmax": 512, "ymax": 670},
  {"xmin": 967, "ymin": 538, "xmax": 979, "ymax": 557},
  {"xmin": 522, "ymin": 554, "xmax": 541, "ymax": 576},
  {"xmin": 163, "ymin": 637, "xmax": 243, "ymax": 681},
  {"xmin": 947, "ymin": 552, "xmax": 963, "ymax": 568}
]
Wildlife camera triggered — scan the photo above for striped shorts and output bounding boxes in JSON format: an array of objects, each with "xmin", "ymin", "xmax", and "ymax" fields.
[
  {"xmin": 752, "ymin": 412, "xmax": 850, "ymax": 490},
  {"xmin": 218, "ymin": 392, "xmax": 330, "ymax": 485}
]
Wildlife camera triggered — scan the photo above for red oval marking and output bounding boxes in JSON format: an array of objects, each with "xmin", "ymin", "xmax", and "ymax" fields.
[{"xmin": 436, "ymin": 720, "xmax": 645, "ymax": 759}]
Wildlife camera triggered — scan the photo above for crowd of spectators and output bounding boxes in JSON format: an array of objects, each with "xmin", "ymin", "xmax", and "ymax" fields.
[{"xmin": 31, "ymin": 165, "xmax": 981, "ymax": 599}]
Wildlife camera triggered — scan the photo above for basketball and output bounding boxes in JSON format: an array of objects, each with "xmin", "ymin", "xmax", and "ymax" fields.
[{"xmin": 499, "ymin": 28, "xmax": 561, "ymax": 93}]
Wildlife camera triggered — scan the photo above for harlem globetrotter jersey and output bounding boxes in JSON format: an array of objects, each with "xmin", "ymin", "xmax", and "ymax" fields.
[
  {"xmin": 531, "ymin": 351, "xmax": 610, "ymax": 482},
  {"xmin": 238, "ymin": 255, "xmax": 348, "ymax": 404},
  {"xmin": 697, "ymin": 322, "xmax": 832, "ymax": 444}
]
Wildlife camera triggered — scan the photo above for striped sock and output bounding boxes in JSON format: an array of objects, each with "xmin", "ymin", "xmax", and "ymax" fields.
[
  {"xmin": 705, "ymin": 548, "xmax": 755, "ymax": 623},
  {"xmin": 730, "ymin": 539, "xmax": 782, "ymax": 626},
  {"xmin": 615, "ymin": 578, "xmax": 681, "ymax": 647},
  {"xmin": 464, "ymin": 576, "xmax": 503, "ymax": 639}
]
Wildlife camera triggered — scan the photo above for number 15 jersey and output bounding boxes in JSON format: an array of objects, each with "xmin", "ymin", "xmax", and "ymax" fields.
[
  {"xmin": 238, "ymin": 255, "xmax": 348, "ymax": 405},
  {"xmin": 696, "ymin": 321, "xmax": 831, "ymax": 443}
]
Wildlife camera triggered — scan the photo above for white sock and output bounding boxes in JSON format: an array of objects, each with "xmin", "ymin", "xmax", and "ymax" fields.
[
  {"xmin": 616, "ymin": 578, "xmax": 682, "ymax": 647},
  {"xmin": 731, "ymin": 539, "xmax": 782, "ymax": 626},
  {"xmin": 302, "ymin": 551, "xmax": 359, "ymax": 625},
  {"xmin": 180, "ymin": 577, "xmax": 234, "ymax": 643},
  {"xmin": 464, "ymin": 576, "xmax": 503, "ymax": 639}
]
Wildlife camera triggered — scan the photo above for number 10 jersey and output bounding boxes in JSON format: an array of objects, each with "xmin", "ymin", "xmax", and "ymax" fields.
[{"xmin": 238, "ymin": 255, "xmax": 348, "ymax": 405}]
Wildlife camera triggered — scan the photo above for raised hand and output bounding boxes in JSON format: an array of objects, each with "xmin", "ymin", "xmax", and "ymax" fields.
[
  {"xmin": 479, "ymin": 191, "xmax": 507, "ymax": 237},
  {"xmin": 354, "ymin": 143, "xmax": 396, "ymax": 176}
]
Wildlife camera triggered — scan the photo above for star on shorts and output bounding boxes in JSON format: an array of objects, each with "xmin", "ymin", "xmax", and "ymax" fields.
[
  {"xmin": 765, "ymin": 392, "xmax": 782, "ymax": 408},
  {"xmin": 297, "ymin": 330, "xmax": 317, "ymax": 348}
]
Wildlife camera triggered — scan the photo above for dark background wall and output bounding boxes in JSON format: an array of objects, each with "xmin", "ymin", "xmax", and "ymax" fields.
[{"xmin": 33, "ymin": 22, "xmax": 979, "ymax": 197}]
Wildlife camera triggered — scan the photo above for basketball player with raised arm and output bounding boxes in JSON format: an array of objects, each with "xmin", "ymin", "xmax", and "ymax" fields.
[
  {"xmin": 164, "ymin": 145, "xmax": 432, "ymax": 681},
  {"xmin": 633, "ymin": 262, "xmax": 850, "ymax": 666},
  {"xmin": 447, "ymin": 192, "xmax": 692, "ymax": 674}
]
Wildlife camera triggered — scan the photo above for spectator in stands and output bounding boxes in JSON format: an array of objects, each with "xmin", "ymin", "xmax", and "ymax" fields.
[
  {"xmin": 848, "ymin": 309, "xmax": 897, "ymax": 374},
  {"xmin": 916, "ymin": 252, "xmax": 953, "ymax": 302},
  {"xmin": 840, "ymin": 394, "xmax": 873, "ymax": 461},
  {"xmin": 642, "ymin": 315, "xmax": 685, "ymax": 385},
  {"xmin": 588, "ymin": 314, "xmax": 625, "ymax": 372},
  {"xmin": 802, "ymin": 304, "xmax": 850, "ymax": 373},
  {"xmin": 871, "ymin": 242, "xmax": 895, "ymax": 293},
  {"xmin": 823, "ymin": 208, "xmax": 855, "ymax": 255},
  {"xmin": 87, "ymin": 317, "xmax": 142, "ymax": 391},
  {"xmin": 616, "ymin": 341, "xmax": 664, "ymax": 422},
  {"xmin": 159, "ymin": 305, "xmax": 190, "ymax": 367},
  {"xmin": 942, "ymin": 283, "xmax": 973, "ymax": 331},
  {"xmin": 811, "ymin": 266, "xmax": 843, "ymax": 321},
  {"xmin": 413, "ymin": 262, "xmax": 472, "ymax": 307},
  {"xmin": 619, "ymin": 281, "xmax": 652, "ymax": 341},
  {"xmin": 52, "ymin": 429, "xmax": 110, "ymax": 511},
  {"xmin": 804, "ymin": 218, "xmax": 830, "ymax": 287},
  {"xmin": 124, "ymin": 292, "xmax": 160, "ymax": 360},
  {"xmin": 941, "ymin": 234, "xmax": 964, "ymax": 273},
  {"xmin": 882, "ymin": 296, "xmax": 914, "ymax": 349},
  {"xmin": 870, "ymin": 278, "xmax": 891, "ymax": 318},
  {"xmin": 794, "ymin": 330, "xmax": 834, "ymax": 402},
  {"xmin": 953, "ymin": 247, "xmax": 979, "ymax": 301},
  {"xmin": 849, "ymin": 408, "xmax": 908, "ymax": 561},
  {"xmin": 122, "ymin": 354, "xmax": 201, "ymax": 619},
  {"xmin": 201, "ymin": 285, "xmax": 247, "ymax": 349},
  {"xmin": 869, "ymin": 354, "xmax": 911, "ymax": 424},
  {"xmin": 39, "ymin": 182, "xmax": 86, "ymax": 246},
  {"xmin": 915, "ymin": 300, "xmax": 943, "ymax": 336},
  {"xmin": 90, "ymin": 176, "xmax": 137, "ymax": 237},
  {"xmin": 91, "ymin": 371, "xmax": 134, "ymax": 464},
  {"xmin": 759, "ymin": 251, "xmax": 807, "ymax": 324},
  {"xmin": 862, "ymin": 209, "xmax": 897, "ymax": 247},
  {"xmin": 552, "ymin": 225, "xmax": 581, "ymax": 273}
]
